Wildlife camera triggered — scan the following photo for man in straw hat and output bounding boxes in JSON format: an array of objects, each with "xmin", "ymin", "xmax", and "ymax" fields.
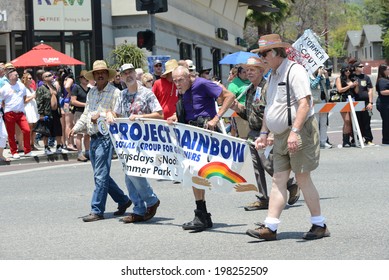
[
  {"xmin": 246, "ymin": 34, "xmax": 330, "ymax": 241},
  {"xmin": 230, "ymin": 56, "xmax": 300, "ymax": 212},
  {"xmin": 70, "ymin": 60, "xmax": 132, "ymax": 222},
  {"xmin": 168, "ymin": 66, "xmax": 235, "ymax": 232},
  {"xmin": 113, "ymin": 63, "xmax": 163, "ymax": 223},
  {"xmin": 152, "ymin": 59, "xmax": 179, "ymax": 120}
]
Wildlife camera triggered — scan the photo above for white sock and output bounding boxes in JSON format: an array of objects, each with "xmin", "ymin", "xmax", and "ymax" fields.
[
  {"xmin": 311, "ymin": 216, "xmax": 325, "ymax": 227},
  {"xmin": 264, "ymin": 217, "xmax": 280, "ymax": 232},
  {"xmin": 78, "ymin": 151, "xmax": 83, "ymax": 157}
]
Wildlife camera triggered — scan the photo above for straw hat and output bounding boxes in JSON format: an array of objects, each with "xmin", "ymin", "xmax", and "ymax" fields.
[
  {"xmin": 84, "ymin": 60, "xmax": 117, "ymax": 80},
  {"xmin": 161, "ymin": 59, "xmax": 178, "ymax": 77},
  {"xmin": 251, "ymin": 34, "xmax": 291, "ymax": 54}
]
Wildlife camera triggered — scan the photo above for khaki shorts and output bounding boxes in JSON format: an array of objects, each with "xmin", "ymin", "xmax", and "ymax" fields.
[
  {"xmin": 73, "ymin": 111, "xmax": 87, "ymax": 133},
  {"xmin": 273, "ymin": 116, "xmax": 320, "ymax": 173}
]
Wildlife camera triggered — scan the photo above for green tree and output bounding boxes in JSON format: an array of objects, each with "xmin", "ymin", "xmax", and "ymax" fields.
[
  {"xmin": 244, "ymin": 0, "xmax": 292, "ymax": 48},
  {"xmin": 108, "ymin": 43, "xmax": 147, "ymax": 71}
]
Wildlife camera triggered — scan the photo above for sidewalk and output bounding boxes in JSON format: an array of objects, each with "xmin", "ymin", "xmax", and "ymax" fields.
[{"xmin": 0, "ymin": 141, "xmax": 79, "ymax": 166}]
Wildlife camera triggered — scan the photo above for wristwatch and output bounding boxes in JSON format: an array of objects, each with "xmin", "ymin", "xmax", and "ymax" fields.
[{"xmin": 291, "ymin": 127, "xmax": 300, "ymax": 134}]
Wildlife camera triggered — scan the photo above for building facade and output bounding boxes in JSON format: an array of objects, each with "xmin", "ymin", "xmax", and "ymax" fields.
[{"xmin": 1, "ymin": 0, "xmax": 268, "ymax": 81}]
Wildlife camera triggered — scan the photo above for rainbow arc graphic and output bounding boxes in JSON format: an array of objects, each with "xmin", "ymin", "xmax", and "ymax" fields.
[{"xmin": 198, "ymin": 162, "xmax": 246, "ymax": 184}]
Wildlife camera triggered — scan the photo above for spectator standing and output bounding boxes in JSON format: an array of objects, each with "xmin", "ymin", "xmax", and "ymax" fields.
[
  {"xmin": 152, "ymin": 59, "xmax": 178, "ymax": 120},
  {"xmin": 310, "ymin": 66, "xmax": 332, "ymax": 149},
  {"xmin": 114, "ymin": 63, "xmax": 162, "ymax": 223},
  {"xmin": 70, "ymin": 60, "xmax": 132, "ymax": 222},
  {"xmin": 198, "ymin": 67, "xmax": 212, "ymax": 80},
  {"xmin": 169, "ymin": 66, "xmax": 235, "ymax": 231},
  {"xmin": 141, "ymin": 72, "xmax": 154, "ymax": 89},
  {"xmin": 71, "ymin": 70, "xmax": 91, "ymax": 162},
  {"xmin": 0, "ymin": 67, "xmax": 35, "ymax": 159},
  {"xmin": 0, "ymin": 93, "xmax": 10, "ymax": 162},
  {"xmin": 376, "ymin": 64, "xmax": 389, "ymax": 145},
  {"xmin": 35, "ymin": 71, "xmax": 68, "ymax": 155},
  {"xmin": 353, "ymin": 61, "xmax": 374, "ymax": 145},
  {"xmin": 228, "ymin": 66, "xmax": 251, "ymax": 138},
  {"xmin": 0, "ymin": 63, "xmax": 7, "ymax": 88},
  {"xmin": 24, "ymin": 69, "xmax": 37, "ymax": 90},
  {"xmin": 335, "ymin": 64, "xmax": 359, "ymax": 147},
  {"xmin": 135, "ymin": 68, "xmax": 144, "ymax": 81},
  {"xmin": 185, "ymin": 60, "xmax": 197, "ymax": 77},
  {"xmin": 246, "ymin": 34, "xmax": 329, "ymax": 241},
  {"xmin": 152, "ymin": 60, "xmax": 163, "ymax": 81},
  {"xmin": 111, "ymin": 69, "xmax": 126, "ymax": 90},
  {"xmin": 21, "ymin": 73, "xmax": 39, "ymax": 151}
]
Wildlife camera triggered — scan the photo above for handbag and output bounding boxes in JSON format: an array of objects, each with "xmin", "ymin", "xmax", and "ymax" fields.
[
  {"xmin": 33, "ymin": 120, "xmax": 51, "ymax": 137},
  {"xmin": 329, "ymin": 88, "xmax": 341, "ymax": 102}
]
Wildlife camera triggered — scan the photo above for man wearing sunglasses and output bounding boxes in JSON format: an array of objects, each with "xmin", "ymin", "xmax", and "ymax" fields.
[
  {"xmin": 153, "ymin": 59, "xmax": 163, "ymax": 82},
  {"xmin": 35, "ymin": 71, "xmax": 68, "ymax": 156},
  {"xmin": 246, "ymin": 34, "xmax": 329, "ymax": 241}
]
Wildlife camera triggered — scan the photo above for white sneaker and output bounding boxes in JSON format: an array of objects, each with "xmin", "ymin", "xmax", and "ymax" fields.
[
  {"xmin": 24, "ymin": 152, "xmax": 36, "ymax": 157},
  {"xmin": 12, "ymin": 153, "xmax": 21, "ymax": 159},
  {"xmin": 45, "ymin": 147, "xmax": 54, "ymax": 155},
  {"xmin": 61, "ymin": 147, "xmax": 69, "ymax": 154},
  {"xmin": 365, "ymin": 141, "xmax": 375, "ymax": 146},
  {"xmin": 320, "ymin": 142, "xmax": 332, "ymax": 149}
]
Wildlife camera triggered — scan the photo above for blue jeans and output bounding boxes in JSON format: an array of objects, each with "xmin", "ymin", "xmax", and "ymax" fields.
[
  {"xmin": 125, "ymin": 175, "xmax": 158, "ymax": 216},
  {"xmin": 89, "ymin": 135, "xmax": 129, "ymax": 215}
]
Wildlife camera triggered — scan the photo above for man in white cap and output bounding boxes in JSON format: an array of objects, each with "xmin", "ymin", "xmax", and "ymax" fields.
[
  {"xmin": 152, "ymin": 59, "xmax": 178, "ymax": 120},
  {"xmin": 114, "ymin": 63, "xmax": 163, "ymax": 223},
  {"xmin": 70, "ymin": 60, "xmax": 132, "ymax": 222},
  {"xmin": 185, "ymin": 59, "xmax": 197, "ymax": 77},
  {"xmin": 246, "ymin": 34, "xmax": 329, "ymax": 241}
]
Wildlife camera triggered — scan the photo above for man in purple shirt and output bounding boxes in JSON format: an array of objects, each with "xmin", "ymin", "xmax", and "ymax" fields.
[{"xmin": 168, "ymin": 66, "xmax": 235, "ymax": 231}]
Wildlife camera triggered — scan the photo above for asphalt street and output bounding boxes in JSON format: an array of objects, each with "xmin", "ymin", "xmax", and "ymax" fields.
[{"xmin": 0, "ymin": 128, "xmax": 388, "ymax": 261}]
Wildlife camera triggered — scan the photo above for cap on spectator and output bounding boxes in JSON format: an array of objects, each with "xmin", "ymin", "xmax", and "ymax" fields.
[
  {"xmin": 153, "ymin": 59, "xmax": 162, "ymax": 66},
  {"xmin": 185, "ymin": 59, "xmax": 196, "ymax": 71},
  {"xmin": 119, "ymin": 63, "xmax": 135, "ymax": 73}
]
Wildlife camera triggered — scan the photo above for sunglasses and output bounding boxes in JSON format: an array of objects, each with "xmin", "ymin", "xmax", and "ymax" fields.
[
  {"xmin": 146, "ymin": 79, "xmax": 153, "ymax": 83},
  {"xmin": 27, "ymin": 77, "xmax": 32, "ymax": 80},
  {"xmin": 154, "ymin": 64, "xmax": 162, "ymax": 67},
  {"xmin": 203, "ymin": 71, "xmax": 210, "ymax": 75},
  {"xmin": 44, "ymin": 73, "xmax": 53, "ymax": 78},
  {"xmin": 260, "ymin": 50, "xmax": 272, "ymax": 58},
  {"xmin": 356, "ymin": 65, "xmax": 364, "ymax": 68}
]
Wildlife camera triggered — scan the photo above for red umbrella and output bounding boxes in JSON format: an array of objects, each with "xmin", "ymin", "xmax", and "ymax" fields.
[{"xmin": 11, "ymin": 43, "xmax": 85, "ymax": 68}]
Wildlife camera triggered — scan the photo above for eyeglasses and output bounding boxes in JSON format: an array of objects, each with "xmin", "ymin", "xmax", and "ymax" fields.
[
  {"xmin": 154, "ymin": 64, "xmax": 162, "ymax": 67},
  {"xmin": 260, "ymin": 50, "xmax": 272, "ymax": 58},
  {"xmin": 44, "ymin": 73, "xmax": 53, "ymax": 78}
]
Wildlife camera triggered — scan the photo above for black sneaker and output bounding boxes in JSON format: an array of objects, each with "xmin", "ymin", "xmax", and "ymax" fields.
[
  {"xmin": 182, "ymin": 210, "xmax": 212, "ymax": 231},
  {"xmin": 303, "ymin": 224, "xmax": 330, "ymax": 240}
]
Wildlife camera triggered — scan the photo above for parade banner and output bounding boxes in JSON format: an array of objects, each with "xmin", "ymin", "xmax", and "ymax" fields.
[
  {"xmin": 291, "ymin": 29, "xmax": 329, "ymax": 74},
  {"xmin": 100, "ymin": 118, "xmax": 258, "ymax": 193}
]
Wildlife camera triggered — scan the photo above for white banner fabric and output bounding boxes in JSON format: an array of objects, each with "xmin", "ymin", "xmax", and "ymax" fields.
[{"xmin": 103, "ymin": 118, "xmax": 258, "ymax": 194}]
